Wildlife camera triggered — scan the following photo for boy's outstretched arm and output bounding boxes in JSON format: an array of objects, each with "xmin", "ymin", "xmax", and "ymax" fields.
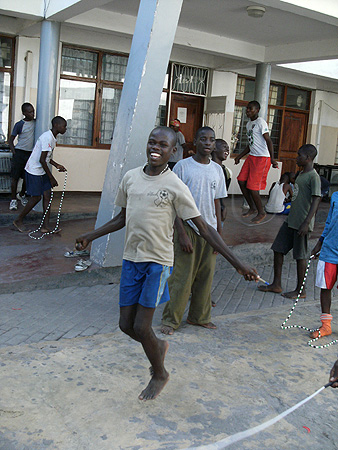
[
  {"xmin": 190, "ymin": 215, "xmax": 258, "ymax": 280},
  {"xmin": 234, "ymin": 145, "xmax": 250, "ymax": 164},
  {"xmin": 76, "ymin": 208, "xmax": 126, "ymax": 249},
  {"xmin": 298, "ymin": 195, "xmax": 321, "ymax": 236},
  {"xmin": 329, "ymin": 359, "xmax": 338, "ymax": 388},
  {"xmin": 263, "ymin": 133, "xmax": 278, "ymax": 168}
]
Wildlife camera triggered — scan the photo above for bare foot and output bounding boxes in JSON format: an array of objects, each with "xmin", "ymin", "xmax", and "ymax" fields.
[
  {"xmin": 149, "ymin": 339, "xmax": 169, "ymax": 376},
  {"xmin": 242, "ymin": 209, "xmax": 256, "ymax": 217},
  {"xmin": 40, "ymin": 227, "xmax": 62, "ymax": 234},
  {"xmin": 251, "ymin": 213, "xmax": 266, "ymax": 224},
  {"xmin": 282, "ymin": 290, "xmax": 306, "ymax": 299},
  {"xmin": 13, "ymin": 220, "xmax": 25, "ymax": 233},
  {"xmin": 161, "ymin": 325, "xmax": 174, "ymax": 335},
  {"xmin": 138, "ymin": 371, "xmax": 169, "ymax": 401},
  {"xmin": 186, "ymin": 319, "xmax": 217, "ymax": 329},
  {"xmin": 258, "ymin": 284, "xmax": 282, "ymax": 294}
]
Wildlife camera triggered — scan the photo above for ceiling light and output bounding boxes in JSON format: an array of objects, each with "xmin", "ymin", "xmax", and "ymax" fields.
[{"xmin": 247, "ymin": 5, "xmax": 266, "ymax": 18}]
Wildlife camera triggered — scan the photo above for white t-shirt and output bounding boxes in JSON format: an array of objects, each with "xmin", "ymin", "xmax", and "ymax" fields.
[
  {"xmin": 173, "ymin": 157, "xmax": 227, "ymax": 233},
  {"xmin": 25, "ymin": 130, "xmax": 56, "ymax": 176},
  {"xmin": 115, "ymin": 167, "xmax": 201, "ymax": 266},
  {"xmin": 169, "ymin": 131, "xmax": 186, "ymax": 163},
  {"xmin": 265, "ymin": 182, "xmax": 286, "ymax": 213},
  {"xmin": 246, "ymin": 117, "xmax": 270, "ymax": 157}
]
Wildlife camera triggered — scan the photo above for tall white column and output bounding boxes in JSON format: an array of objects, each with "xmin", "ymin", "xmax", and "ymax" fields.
[
  {"xmin": 91, "ymin": 0, "xmax": 183, "ymax": 267},
  {"xmin": 254, "ymin": 63, "xmax": 271, "ymax": 121},
  {"xmin": 35, "ymin": 20, "xmax": 61, "ymax": 141}
]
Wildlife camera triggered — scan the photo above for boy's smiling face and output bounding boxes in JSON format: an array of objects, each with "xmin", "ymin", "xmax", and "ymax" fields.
[
  {"xmin": 146, "ymin": 128, "xmax": 176, "ymax": 168},
  {"xmin": 246, "ymin": 103, "xmax": 259, "ymax": 120}
]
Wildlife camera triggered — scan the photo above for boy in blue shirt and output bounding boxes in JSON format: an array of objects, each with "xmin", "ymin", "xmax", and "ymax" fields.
[
  {"xmin": 75, "ymin": 126, "xmax": 258, "ymax": 401},
  {"xmin": 310, "ymin": 191, "xmax": 338, "ymax": 338},
  {"xmin": 9, "ymin": 103, "xmax": 35, "ymax": 210}
]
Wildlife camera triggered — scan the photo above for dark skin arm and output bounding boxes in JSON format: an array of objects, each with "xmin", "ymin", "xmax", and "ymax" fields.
[
  {"xmin": 298, "ymin": 196, "xmax": 321, "ymax": 236},
  {"xmin": 263, "ymin": 133, "xmax": 278, "ymax": 168},
  {"xmin": 75, "ymin": 208, "xmax": 126, "ymax": 249},
  {"xmin": 175, "ymin": 217, "xmax": 193, "ymax": 253},
  {"xmin": 234, "ymin": 146, "xmax": 250, "ymax": 164},
  {"xmin": 191, "ymin": 215, "xmax": 258, "ymax": 280},
  {"xmin": 40, "ymin": 153, "xmax": 66, "ymax": 188},
  {"xmin": 268, "ymin": 181, "xmax": 276, "ymax": 196},
  {"xmin": 215, "ymin": 199, "xmax": 222, "ymax": 234},
  {"xmin": 8, "ymin": 135, "xmax": 16, "ymax": 154},
  {"xmin": 330, "ymin": 360, "xmax": 338, "ymax": 388}
]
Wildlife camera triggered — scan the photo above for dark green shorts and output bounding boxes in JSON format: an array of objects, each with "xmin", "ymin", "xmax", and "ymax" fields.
[{"xmin": 271, "ymin": 221, "xmax": 309, "ymax": 260}]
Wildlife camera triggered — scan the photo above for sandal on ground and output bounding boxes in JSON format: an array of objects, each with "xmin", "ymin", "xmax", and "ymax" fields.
[
  {"xmin": 74, "ymin": 259, "xmax": 92, "ymax": 272},
  {"xmin": 64, "ymin": 250, "xmax": 90, "ymax": 258}
]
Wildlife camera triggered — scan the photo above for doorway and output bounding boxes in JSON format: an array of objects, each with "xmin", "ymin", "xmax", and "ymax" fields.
[
  {"xmin": 169, "ymin": 93, "xmax": 204, "ymax": 157},
  {"xmin": 279, "ymin": 111, "xmax": 308, "ymax": 173}
]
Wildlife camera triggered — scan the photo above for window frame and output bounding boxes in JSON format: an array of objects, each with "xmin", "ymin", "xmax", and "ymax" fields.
[
  {"xmin": 0, "ymin": 34, "xmax": 15, "ymax": 143},
  {"xmin": 59, "ymin": 45, "xmax": 129, "ymax": 149}
]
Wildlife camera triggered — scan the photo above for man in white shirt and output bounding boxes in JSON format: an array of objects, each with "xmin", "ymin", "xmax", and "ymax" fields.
[
  {"xmin": 13, "ymin": 116, "xmax": 67, "ymax": 233},
  {"xmin": 235, "ymin": 100, "xmax": 278, "ymax": 224}
]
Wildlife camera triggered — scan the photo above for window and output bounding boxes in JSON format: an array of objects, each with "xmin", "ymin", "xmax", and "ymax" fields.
[
  {"xmin": 0, "ymin": 35, "xmax": 14, "ymax": 143},
  {"xmin": 58, "ymin": 46, "xmax": 169, "ymax": 148},
  {"xmin": 171, "ymin": 64, "xmax": 208, "ymax": 96}
]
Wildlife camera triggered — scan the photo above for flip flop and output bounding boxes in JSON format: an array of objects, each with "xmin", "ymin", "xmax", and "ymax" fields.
[
  {"xmin": 74, "ymin": 259, "xmax": 92, "ymax": 272},
  {"xmin": 64, "ymin": 250, "xmax": 90, "ymax": 258}
]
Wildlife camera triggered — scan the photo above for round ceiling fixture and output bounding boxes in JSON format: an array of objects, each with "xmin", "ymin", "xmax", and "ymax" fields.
[{"xmin": 247, "ymin": 5, "xmax": 266, "ymax": 18}]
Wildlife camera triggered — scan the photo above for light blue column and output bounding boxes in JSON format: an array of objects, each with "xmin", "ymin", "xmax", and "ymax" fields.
[
  {"xmin": 91, "ymin": 0, "xmax": 183, "ymax": 267},
  {"xmin": 254, "ymin": 63, "xmax": 271, "ymax": 121},
  {"xmin": 35, "ymin": 20, "xmax": 61, "ymax": 141}
]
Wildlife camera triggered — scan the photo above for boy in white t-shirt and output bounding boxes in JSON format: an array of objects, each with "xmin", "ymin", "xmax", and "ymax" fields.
[
  {"xmin": 235, "ymin": 100, "xmax": 278, "ymax": 224},
  {"xmin": 75, "ymin": 126, "xmax": 258, "ymax": 402},
  {"xmin": 13, "ymin": 116, "xmax": 67, "ymax": 233}
]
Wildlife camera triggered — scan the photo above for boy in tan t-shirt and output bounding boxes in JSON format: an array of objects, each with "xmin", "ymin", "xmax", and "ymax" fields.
[{"xmin": 75, "ymin": 126, "xmax": 258, "ymax": 402}]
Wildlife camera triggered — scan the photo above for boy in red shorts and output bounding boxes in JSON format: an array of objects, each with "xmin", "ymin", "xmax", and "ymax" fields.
[
  {"xmin": 310, "ymin": 190, "xmax": 338, "ymax": 339},
  {"xmin": 235, "ymin": 100, "xmax": 278, "ymax": 224}
]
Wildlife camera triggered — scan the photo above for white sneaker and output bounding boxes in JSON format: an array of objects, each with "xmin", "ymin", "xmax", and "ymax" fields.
[
  {"xmin": 9, "ymin": 199, "xmax": 18, "ymax": 210},
  {"xmin": 17, "ymin": 193, "xmax": 28, "ymax": 206}
]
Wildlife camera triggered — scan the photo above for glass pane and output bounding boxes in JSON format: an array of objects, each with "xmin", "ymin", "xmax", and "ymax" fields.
[
  {"xmin": 267, "ymin": 108, "xmax": 282, "ymax": 159},
  {"xmin": 286, "ymin": 87, "xmax": 310, "ymax": 110},
  {"xmin": 99, "ymin": 87, "xmax": 122, "ymax": 144},
  {"xmin": 155, "ymin": 92, "xmax": 167, "ymax": 126},
  {"xmin": 172, "ymin": 64, "xmax": 208, "ymax": 96},
  {"xmin": 269, "ymin": 84, "xmax": 284, "ymax": 106},
  {"xmin": 58, "ymin": 79, "xmax": 95, "ymax": 146},
  {"xmin": 102, "ymin": 54, "xmax": 128, "ymax": 83},
  {"xmin": 0, "ymin": 36, "xmax": 13, "ymax": 68},
  {"xmin": 235, "ymin": 77, "xmax": 255, "ymax": 102},
  {"xmin": 231, "ymin": 105, "xmax": 249, "ymax": 153},
  {"xmin": 0, "ymin": 72, "xmax": 11, "ymax": 141},
  {"xmin": 61, "ymin": 47, "xmax": 98, "ymax": 78}
]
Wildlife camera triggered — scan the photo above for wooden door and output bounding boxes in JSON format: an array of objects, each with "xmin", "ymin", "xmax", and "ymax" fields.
[
  {"xmin": 169, "ymin": 93, "xmax": 204, "ymax": 157},
  {"xmin": 279, "ymin": 111, "xmax": 307, "ymax": 173}
]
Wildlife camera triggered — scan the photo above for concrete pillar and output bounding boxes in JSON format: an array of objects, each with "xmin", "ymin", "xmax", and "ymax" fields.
[
  {"xmin": 33, "ymin": 20, "xmax": 60, "ymax": 212},
  {"xmin": 254, "ymin": 63, "xmax": 271, "ymax": 121},
  {"xmin": 35, "ymin": 20, "xmax": 61, "ymax": 141},
  {"xmin": 91, "ymin": 0, "xmax": 183, "ymax": 267}
]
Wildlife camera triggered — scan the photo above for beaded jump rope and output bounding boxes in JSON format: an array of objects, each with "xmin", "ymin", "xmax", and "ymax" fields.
[
  {"xmin": 280, "ymin": 254, "xmax": 338, "ymax": 348},
  {"xmin": 28, "ymin": 171, "xmax": 67, "ymax": 240}
]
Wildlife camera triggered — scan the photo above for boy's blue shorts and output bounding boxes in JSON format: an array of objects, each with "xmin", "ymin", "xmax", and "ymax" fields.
[
  {"xmin": 119, "ymin": 260, "xmax": 172, "ymax": 309},
  {"xmin": 25, "ymin": 171, "xmax": 52, "ymax": 196}
]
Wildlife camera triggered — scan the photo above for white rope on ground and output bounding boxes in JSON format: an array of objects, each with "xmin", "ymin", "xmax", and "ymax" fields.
[
  {"xmin": 28, "ymin": 171, "xmax": 67, "ymax": 240},
  {"xmin": 182, "ymin": 383, "xmax": 333, "ymax": 450},
  {"xmin": 281, "ymin": 255, "xmax": 338, "ymax": 349}
]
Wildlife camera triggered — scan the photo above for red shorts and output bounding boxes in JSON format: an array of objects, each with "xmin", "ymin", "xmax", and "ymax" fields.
[
  {"xmin": 237, "ymin": 155, "xmax": 270, "ymax": 191},
  {"xmin": 316, "ymin": 260, "xmax": 338, "ymax": 290}
]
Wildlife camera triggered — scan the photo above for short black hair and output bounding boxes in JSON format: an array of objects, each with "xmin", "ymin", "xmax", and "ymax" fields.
[
  {"xmin": 150, "ymin": 126, "xmax": 177, "ymax": 146},
  {"xmin": 195, "ymin": 126, "xmax": 215, "ymax": 140},
  {"xmin": 52, "ymin": 116, "xmax": 67, "ymax": 127},
  {"xmin": 248, "ymin": 100, "xmax": 260, "ymax": 110},
  {"xmin": 215, "ymin": 138, "xmax": 228, "ymax": 147},
  {"xmin": 21, "ymin": 102, "xmax": 33, "ymax": 113},
  {"xmin": 299, "ymin": 144, "xmax": 317, "ymax": 161}
]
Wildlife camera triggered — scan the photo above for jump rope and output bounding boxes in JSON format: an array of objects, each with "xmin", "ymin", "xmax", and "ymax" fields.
[{"xmin": 28, "ymin": 171, "xmax": 67, "ymax": 240}]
